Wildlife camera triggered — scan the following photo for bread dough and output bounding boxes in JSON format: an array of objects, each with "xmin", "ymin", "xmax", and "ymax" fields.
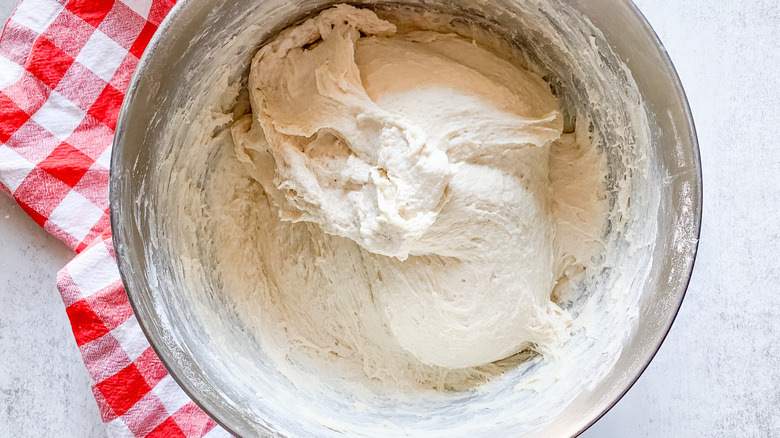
[{"xmin": 229, "ymin": 5, "xmax": 605, "ymax": 371}]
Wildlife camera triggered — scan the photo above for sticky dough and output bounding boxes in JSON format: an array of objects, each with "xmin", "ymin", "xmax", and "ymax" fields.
[{"xmin": 229, "ymin": 5, "xmax": 606, "ymax": 371}]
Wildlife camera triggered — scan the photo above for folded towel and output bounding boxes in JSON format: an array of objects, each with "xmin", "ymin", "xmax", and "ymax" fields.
[{"xmin": 0, "ymin": 0, "xmax": 229, "ymax": 436}]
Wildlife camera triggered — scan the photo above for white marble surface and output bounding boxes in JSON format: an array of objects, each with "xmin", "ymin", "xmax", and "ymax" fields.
[
  {"xmin": 0, "ymin": 197, "xmax": 107, "ymax": 438},
  {"xmin": 1, "ymin": 0, "xmax": 779, "ymax": 437}
]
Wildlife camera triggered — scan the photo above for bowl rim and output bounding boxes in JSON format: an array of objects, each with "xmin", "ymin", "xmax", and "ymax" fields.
[
  {"xmin": 568, "ymin": 3, "xmax": 702, "ymax": 435},
  {"xmin": 109, "ymin": 0, "xmax": 702, "ymax": 436}
]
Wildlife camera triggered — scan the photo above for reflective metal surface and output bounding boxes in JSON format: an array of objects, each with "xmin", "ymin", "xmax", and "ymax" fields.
[{"xmin": 110, "ymin": 0, "xmax": 701, "ymax": 436}]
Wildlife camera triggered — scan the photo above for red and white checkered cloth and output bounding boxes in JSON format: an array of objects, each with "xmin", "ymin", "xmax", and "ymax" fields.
[{"xmin": 0, "ymin": 0, "xmax": 230, "ymax": 436}]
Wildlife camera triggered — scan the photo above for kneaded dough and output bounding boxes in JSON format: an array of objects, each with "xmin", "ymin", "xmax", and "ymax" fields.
[{"xmin": 229, "ymin": 5, "xmax": 604, "ymax": 371}]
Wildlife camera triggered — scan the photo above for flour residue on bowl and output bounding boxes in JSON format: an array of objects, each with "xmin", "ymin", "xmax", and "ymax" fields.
[{"xmin": 159, "ymin": 1, "xmax": 656, "ymax": 436}]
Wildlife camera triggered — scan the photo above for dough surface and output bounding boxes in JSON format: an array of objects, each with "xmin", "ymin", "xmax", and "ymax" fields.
[{"xmin": 228, "ymin": 5, "xmax": 606, "ymax": 374}]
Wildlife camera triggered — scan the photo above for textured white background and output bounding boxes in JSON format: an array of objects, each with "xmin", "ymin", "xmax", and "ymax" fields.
[{"xmin": 1, "ymin": 0, "xmax": 779, "ymax": 437}]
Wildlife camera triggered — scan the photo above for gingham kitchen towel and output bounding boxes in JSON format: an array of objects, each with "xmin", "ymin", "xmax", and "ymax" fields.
[{"xmin": 0, "ymin": 0, "xmax": 229, "ymax": 436}]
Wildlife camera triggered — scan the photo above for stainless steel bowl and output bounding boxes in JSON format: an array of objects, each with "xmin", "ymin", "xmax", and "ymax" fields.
[{"xmin": 110, "ymin": 0, "xmax": 701, "ymax": 436}]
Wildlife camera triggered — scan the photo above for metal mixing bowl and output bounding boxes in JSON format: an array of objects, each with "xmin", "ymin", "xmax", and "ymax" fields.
[{"xmin": 110, "ymin": 0, "xmax": 701, "ymax": 436}]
